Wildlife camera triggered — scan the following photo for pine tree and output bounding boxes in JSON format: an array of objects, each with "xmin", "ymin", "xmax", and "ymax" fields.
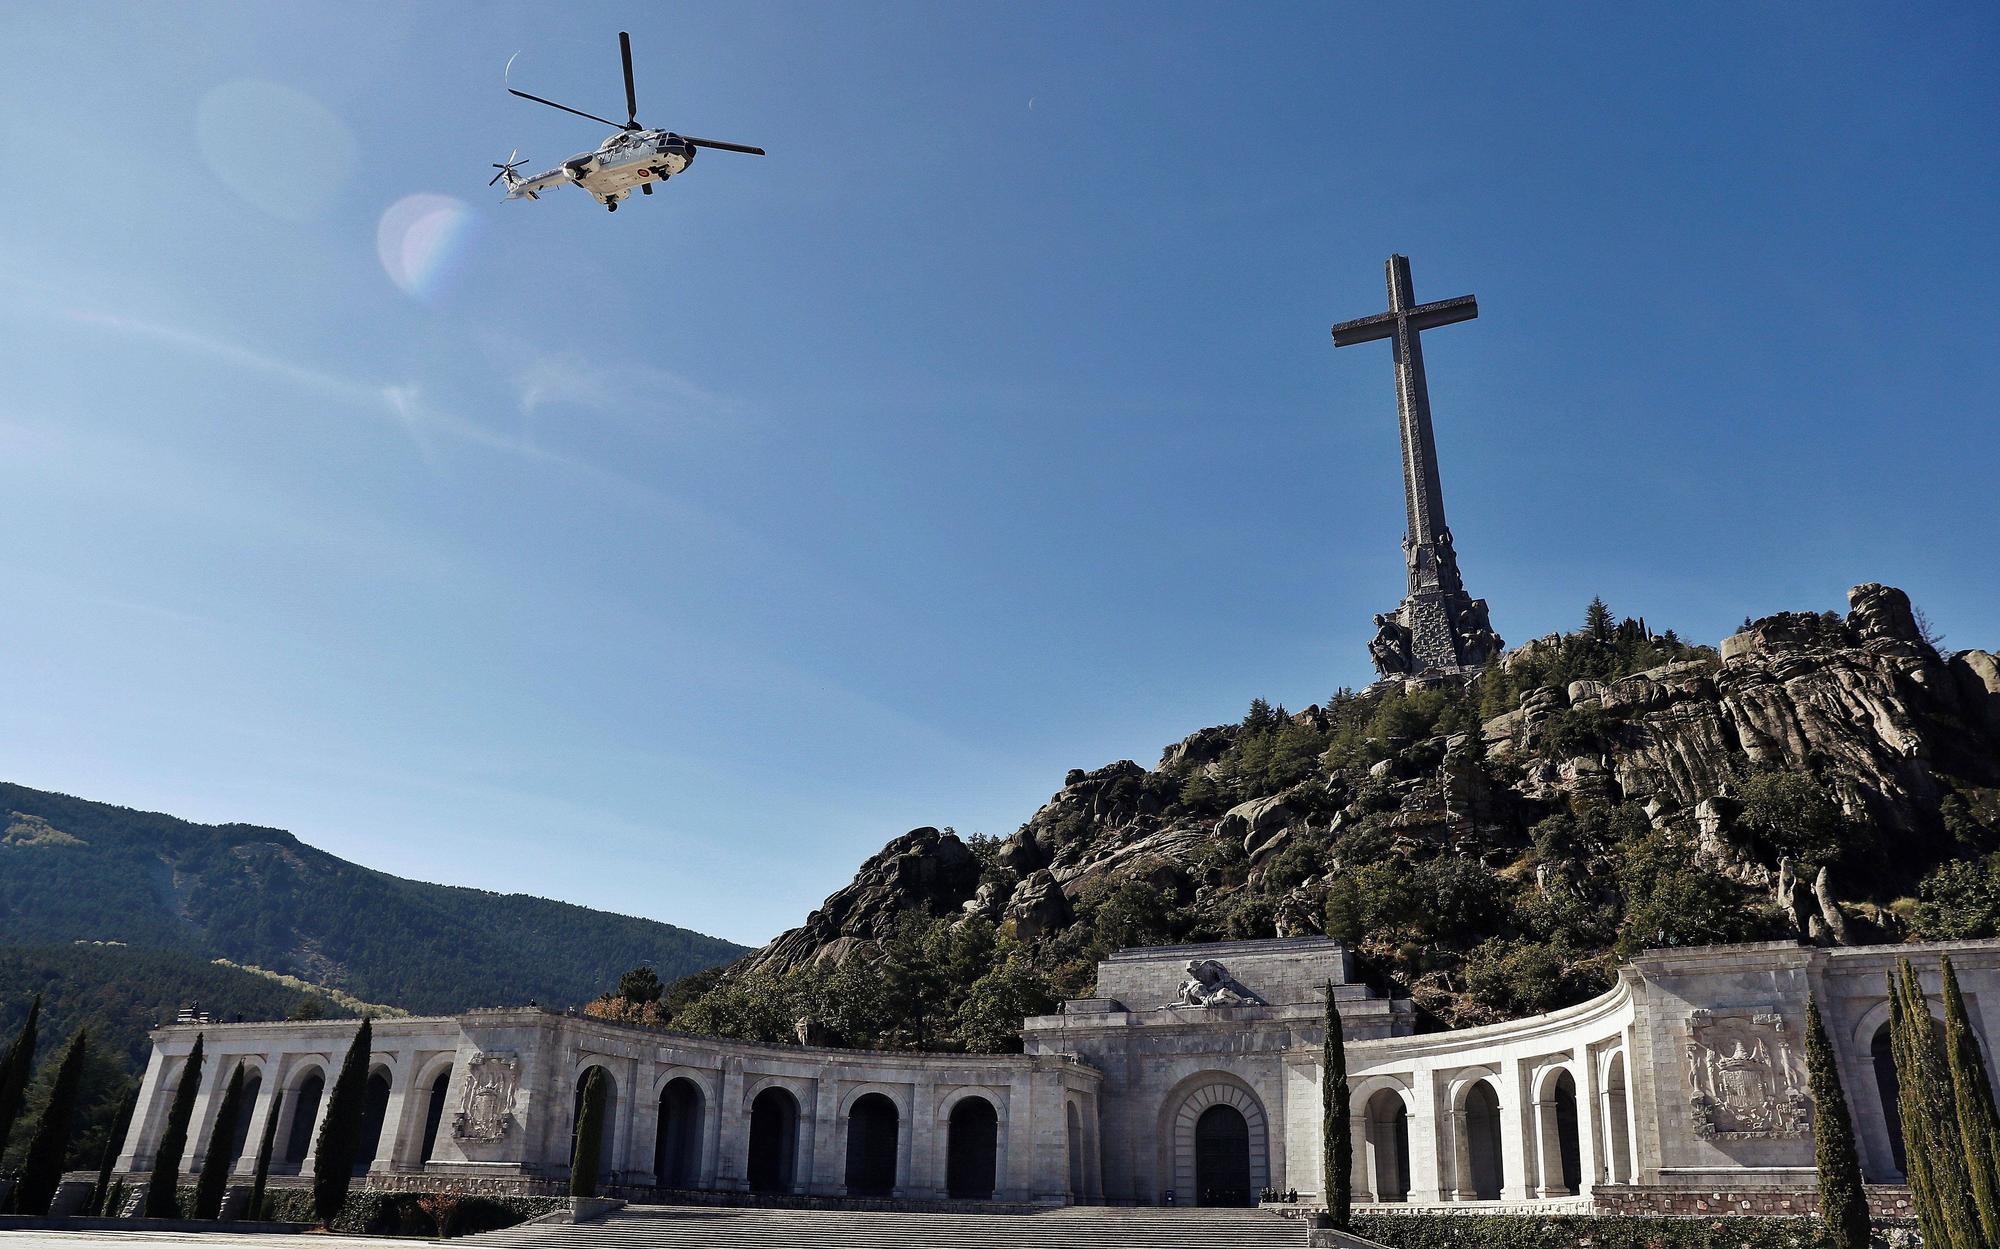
[
  {"xmin": 1943, "ymin": 956, "xmax": 2000, "ymax": 1245},
  {"xmin": 1894, "ymin": 961, "xmax": 1989, "ymax": 1249},
  {"xmin": 1321, "ymin": 981, "xmax": 1350, "ymax": 1229},
  {"xmin": 145, "ymin": 1032, "xmax": 204, "ymax": 1218},
  {"xmin": 0, "ymin": 996, "xmax": 42, "ymax": 1150},
  {"xmin": 1244, "ymin": 698, "xmax": 1276, "ymax": 732},
  {"xmin": 193, "ymin": 1062, "xmax": 246, "ymax": 1219},
  {"xmin": 312, "ymin": 1018, "xmax": 372, "ymax": 1226},
  {"xmin": 1585, "ymin": 597, "xmax": 1613, "ymax": 639},
  {"xmin": 1805, "ymin": 995, "xmax": 1868, "ymax": 1249},
  {"xmin": 92, "ymin": 1086, "xmax": 139, "ymax": 1216},
  {"xmin": 249, "ymin": 1087, "xmax": 282, "ymax": 1220},
  {"xmin": 14, "ymin": 1029, "xmax": 88, "ymax": 1215},
  {"xmin": 569, "ymin": 1066, "xmax": 607, "ymax": 1199}
]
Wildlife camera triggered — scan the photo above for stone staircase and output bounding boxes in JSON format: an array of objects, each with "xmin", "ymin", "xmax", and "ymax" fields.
[{"xmin": 468, "ymin": 1203, "xmax": 1310, "ymax": 1248}]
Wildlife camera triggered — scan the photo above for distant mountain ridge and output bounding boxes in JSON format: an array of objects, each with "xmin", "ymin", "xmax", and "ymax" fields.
[{"xmin": 0, "ymin": 782, "xmax": 746, "ymax": 1014}]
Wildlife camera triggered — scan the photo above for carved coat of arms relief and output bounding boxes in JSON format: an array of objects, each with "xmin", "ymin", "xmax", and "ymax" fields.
[
  {"xmin": 1682, "ymin": 1007, "xmax": 1810, "ymax": 1139},
  {"xmin": 452, "ymin": 1052, "xmax": 520, "ymax": 1142}
]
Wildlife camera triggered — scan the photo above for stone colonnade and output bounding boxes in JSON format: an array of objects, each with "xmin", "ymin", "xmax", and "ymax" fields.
[
  {"xmin": 115, "ymin": 1011, "xmax": 1102, "ymax": 1207},
  {"xmin": 1311, "ymin": 979, "xmax": 1638, "ymax": 1205}
]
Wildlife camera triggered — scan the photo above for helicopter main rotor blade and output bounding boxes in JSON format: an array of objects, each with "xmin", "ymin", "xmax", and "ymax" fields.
[
  {"xmin": 684, "ymin": 136, "xmax": 766, "ymax": 155},
  {"xmin": 620, "ymin": 31, "xmax": 639, "ymax": 129},
  {"xmin": 508, "ymin": 88, "xmax": 627, "ymax": 131}
]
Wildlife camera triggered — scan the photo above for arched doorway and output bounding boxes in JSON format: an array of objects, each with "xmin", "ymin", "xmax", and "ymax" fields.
[
  {"xmin": 1872, "ymin": 1024, "xmax": 1905, "ymax": 1177},
  {"xmin": 1364, "ymin": 1089, "xmax": 1410, "ymax": 1202},
  {"xmin": 420, "ymin": 1070, "xmax": 450, "ymax": 1164},
  {"xmin": 570, "ymin": 1067, "xmax": 616, "ymax": 1179},
  {"xmin": 1194, "ymin": 1104, "xmax": 1251, "ymax": 1207},
  {"xmin": 355, "ymin": 1070, "xmax": 392, "ymax": 1175},
  {"xmin": 946, "ymin": 1097, "xmax": 997, "ymax": 1200},
  {"xmin": 746, "ymin": 1087, "xmax": 799, "ymax": 1194},
  {"xmin": 283, "ymin": 1071, "xmax": 324, "ymax": 1167},
  {"xmin": 1164, "ymin": 1078, "xmax": 1269, "ymax": 1207},
  {"xmin": 655, "ymin": 1078, "xmax": 704, "ymax": 1189},
  {"xmin": 1463, "ymin": 1080, "xmax": 1504, "ymax": 1201},
  {"xmin": 224, "ymin": 1072, "xmax": 263, "ymax": 1168},
  {"xmin": 1548, "ymin": 1071, "xmax": 1581, "ymax": 1196},
  {"xmin": 844, "ymin": 1093, "xmax": 900, "ymax": 1197}
]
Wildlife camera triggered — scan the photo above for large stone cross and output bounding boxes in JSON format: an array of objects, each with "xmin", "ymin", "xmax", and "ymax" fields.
[{"xmin": 1332, "ymin": 255, "xmax": 1501, "ymax": 679}]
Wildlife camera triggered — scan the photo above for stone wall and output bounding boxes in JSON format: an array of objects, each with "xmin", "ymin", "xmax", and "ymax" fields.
[{"xmin": 1590, "ymin": 1183, "xmax": 1915, "ymax": 1220}]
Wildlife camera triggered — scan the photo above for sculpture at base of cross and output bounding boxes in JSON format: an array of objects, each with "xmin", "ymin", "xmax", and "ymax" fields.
[{"xmin": 1370, "ymin": 593, "xmax": 1504, "ymax": 681}]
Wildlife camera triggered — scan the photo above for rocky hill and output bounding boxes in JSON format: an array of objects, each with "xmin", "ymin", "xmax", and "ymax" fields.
[
  {"xmin": 0, "ymin": 783, "xmax": 748, "ymax": 1015},
  {"xmin": 666, "ymin": 584, "xmax": 2000, "ymax": 1043}
]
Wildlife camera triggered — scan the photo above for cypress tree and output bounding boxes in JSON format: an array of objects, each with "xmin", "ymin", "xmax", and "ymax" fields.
[
  {"xmin": 14, "ymin": 1029, "xmax": 89, "ymax": 1215},
  {"xmin": 92, "ymin": 1086, "xmax": 139, "ymax": 1216},
  {"xmin": 312, "ymin": 1018, "xmax": 371, "ymax": 1225},
  {"xmin": 249, "ymin": 1087, "xmax": 282, "ymax": 1220},
  {"xmin": 1321, "ymin": 980, "xmax": 1350, "ymax": 1229},
  {"xmin": 145, "ymin": 1032, "xmax": 204, "ymax": 1218},
  {"xmin": 569, "ymin": 1066, "xmax": 606, "ymax": 1199},
  {"xmin": 0, "ymin": 996, "xmax": 42, "ymax": 1149},
  {"xmin": 1894, "ymin": 960, "xmax": 1988, "ymax": 1249},
  {"xmin": 193, "ymin": 1063, "xmax": 246, "ymax": 1219},
  {"xmin": 1943, "ymin": 955, "xmax": 2000, "ymax": 1245},
  {"xmin": 1805, "ymin": 994, "xmax": 1868, "ymax": 1249}
]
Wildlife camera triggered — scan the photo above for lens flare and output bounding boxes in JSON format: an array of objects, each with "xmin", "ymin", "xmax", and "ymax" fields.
[{"xmin": 377, "ymin": 194, "xmax": 477, "ymax": 300}]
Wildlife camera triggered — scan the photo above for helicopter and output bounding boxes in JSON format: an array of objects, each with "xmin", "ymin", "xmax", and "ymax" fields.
[{"xmin": 491, "ymin": 32, "xmax": 764, "ymax": 212}]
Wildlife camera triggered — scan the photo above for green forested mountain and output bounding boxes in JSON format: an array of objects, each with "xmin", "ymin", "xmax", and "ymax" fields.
[
  {"xmin": 0, "ymin": 783, "xmax": 746, "ymax": 1014},
  {"xmin": 0, "ymin": 945, "xmax": 335, "ymax": 1174}
]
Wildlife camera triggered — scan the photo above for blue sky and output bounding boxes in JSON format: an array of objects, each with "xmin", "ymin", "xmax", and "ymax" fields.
[{"xmin": 0, "ymin": 3, "xmax": 1995, "ymax": 949}]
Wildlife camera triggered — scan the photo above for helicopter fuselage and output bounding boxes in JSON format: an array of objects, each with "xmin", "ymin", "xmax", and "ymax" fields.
[{"xmin": 503, "ymin": 128, "xmax": 696, "ymax": 207}]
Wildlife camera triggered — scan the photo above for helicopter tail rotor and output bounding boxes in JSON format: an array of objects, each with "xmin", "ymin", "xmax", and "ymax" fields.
[{"xmin": 489, "ymin": 150, "xmax": 528, "ymax": 187}]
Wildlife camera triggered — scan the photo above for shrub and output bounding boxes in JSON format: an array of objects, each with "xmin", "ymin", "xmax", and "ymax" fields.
[
  {"xmin": 1912, "ymin": 854, "xmax": 2000, "ymax": 940},
  {"xmin": 1350, "ymin": 1214, "xmax": 1831, "ymax": 1249}
]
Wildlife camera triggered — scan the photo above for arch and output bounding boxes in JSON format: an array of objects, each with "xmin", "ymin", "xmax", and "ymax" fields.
[
  {"xmin": 1363, "ymin": 1087, "xmax": 1410, "ymax": 1202},
  {"xmin": 1601, "ymin": 1051, "xmax": 1633, "ymax": 1185},
  {"xmin": 1067, "ymin": 1101, "xmax": 1085, "ymax": 1200},
  {"xmin": 355, "ymin": 1068, "xmax": 393, "ymax": 1175},
  {"xmin": 844, "ymin": 1092, "xmax": 900, "ymax": 1197},
  {"xmin": 419, "ymin": 1069, "xmax": 451, "ymax": 1164},
  {"xmin": 223, "ymin": 1070, "xmax": 264, "ymax": 1168},
  {"xmin": 746, "ymin": 1086, "xmax": 800, "ymax": 1194},
  {"xmin": 1541, "ymin": 1069, "xmax": 1581, "ymax": 1197},
  {"xmin": 946, "ymin": 1096, "xmax": 998, "ymax": 1200},
  {"xmin": 1872, "ymin": 1024, "xmax": 1906, "ymax": 1177},
  {"xmin": 1160, "ymin": 1074, "xmax": 1270, "ymax": 1208},
  {"xmin": 1460, "ymin": 1079, "xmax": 1504, "ymax": 1201},
  {"xmin": 283, "ymin": 1068, "xmax": 326, "ymax": 1167},
  {"xmin": 655, "ymin": 1077, "xmax": 704, "ymax": 1189},
  {"xmin": 570, "ymin": 1066, "xmax": 617, "ymax": 1178}
]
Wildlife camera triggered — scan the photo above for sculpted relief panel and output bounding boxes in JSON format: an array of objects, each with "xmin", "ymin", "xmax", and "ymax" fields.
[
  {"xmin": 1683, "ymin": 1008, "xmax": 1809, "ymax": 1140},
  {"xmin": 453, "ymin": 1052, "xmax": 519, "ymax": 1142},
  {"xmin": 1174, "ymin": 960, "xmax": 1261, "ymax": 1008}
]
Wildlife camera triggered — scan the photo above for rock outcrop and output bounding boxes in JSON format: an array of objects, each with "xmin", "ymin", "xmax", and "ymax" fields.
[{"xmin": 739, "ymin": 585, "xmax": 2000, "ymax": 1023}]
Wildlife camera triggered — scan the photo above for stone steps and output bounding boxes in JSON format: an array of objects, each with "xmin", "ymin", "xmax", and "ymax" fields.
[{"xmin": 467, "ymin": 1204, "xmax": 1309, "ymax": 1249}]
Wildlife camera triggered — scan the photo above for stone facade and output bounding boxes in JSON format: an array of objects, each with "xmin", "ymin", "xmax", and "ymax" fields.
[{"xmin": 115, "ymin": 936, "xmax": 2000, "ymax": 1213}]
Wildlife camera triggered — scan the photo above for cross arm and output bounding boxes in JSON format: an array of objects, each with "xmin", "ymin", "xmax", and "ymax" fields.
[
  {"xmin": 1330, "ymin": 310, "xmax": 1397, "ymax": 347},
  {"xmin": 1406, "ymin": 294, "xmax": 1477, "ymax": 332}
]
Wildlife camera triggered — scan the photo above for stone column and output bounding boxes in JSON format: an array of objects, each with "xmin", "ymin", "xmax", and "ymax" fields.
[
  {"xmin": 630, "ymin": 1074, "xmax": 660, "ymax": 1188},
  {"xmin": 1498, "ymin": 1060, "xmax": 1531, "ymax": 1202},
  {"xmin": 1084, "ymin": 1093, "xmax": 1104, "ymax": 1204},
  {"xmin": 1348, "ymin": 1112, "xmax": 1373, "ymax": 1202},
  {"xmin": 232, "ymin": 1058, "xmax": 284, "ymax": 1177},
  {"xmin": 369, "ymin": 1051, "xmax": 418, "ymax": 1174},
  {"xmin": 1444, "ymin": 1108, "xmax": 1472, "ymax": 1200},
  {"xmin": 908, "ymin": 1076, "xmax": 941, "ymax": 1198},
  {"xmin": 114, "ymin": 1046, "xmax": 170, "ymax": 1173},
  {"xmin": 1574, "ymin": 1047, "xmax": 1600, "ymax": 1195},
  {"xmin": 1530, "ymin": 1095, "xmax": 1564, "ymax": 1197},
  {"xmin": 181, "ymin": 1052, "xmax": 234, "ymax": 1182},
  {"xmin": 712, "ymin": 1059, "xmax": 745, "ymax": 1191},
  {"xmin": 1404, "ymin": 1076, "xmax": 1443, "ymax": 1203},
  {"xmin": 809, "ymin": 1079, "xmax": 842, "ymax": 1197},
  {"xmin": 1619, "ymin": 1026, "xmax": 1643, "ymax": 1184}
]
